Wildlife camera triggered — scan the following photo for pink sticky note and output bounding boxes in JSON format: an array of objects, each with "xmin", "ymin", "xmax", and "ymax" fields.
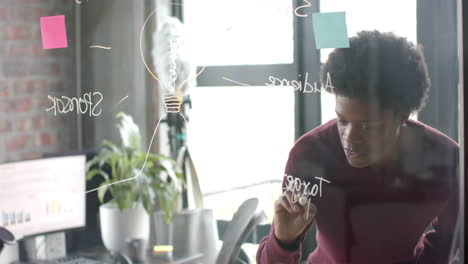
[{"xmin": 40, "ymin": 15, "xmax": 68, "ymax": 49}]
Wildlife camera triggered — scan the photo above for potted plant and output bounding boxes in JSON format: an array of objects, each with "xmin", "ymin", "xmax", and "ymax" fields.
[{"xmin": 86, "ymin": 112, "xmax": 183, "ymax": 253}]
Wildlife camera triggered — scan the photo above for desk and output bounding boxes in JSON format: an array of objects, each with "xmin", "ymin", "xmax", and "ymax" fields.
[
  {"xmin": 145, "ymin": 254, "xmax": 204, "ymax": 264},
  {"xmin": 11, "ymin": 254, "xmax": 204, "ymax": 264},
  {"xmin": 74, "ymin": 245, "xmax": 204, "ymax": 264}
]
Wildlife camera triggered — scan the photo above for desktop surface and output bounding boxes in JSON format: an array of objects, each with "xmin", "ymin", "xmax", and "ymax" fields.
[
  {"xmin": 12, "ymin": 252, "xmax": 203, "ymax": 264},
  {"xmin": 71, "ymin": 244, "xmax": 204, "ymax": 264},
  {"xmin": 13, "ymin": 256, "xmax": 108, "ymax": 264}
]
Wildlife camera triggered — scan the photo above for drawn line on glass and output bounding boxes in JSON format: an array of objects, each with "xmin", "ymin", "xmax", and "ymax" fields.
[
  {"xmin": 179, "ymin": 112, "xmax": 188, "ymax": 125},
  {"xmin": 141, "ymin": 6, "xmax": 206, "ymax": 91},
  {"xmin": 113, "ymin": 95, "xmax": 129, "ymax": 108},
  {"xmin": 85, "ymin": 114, "xmax": 166, "ymax": 194},
  {"xmin": 168, "ymin": 39, "xmax": 178, "ymax": 93},
  {"xmin": 294, "ymin": 0, "xmax": 312, "ymax": 17},
  {"xmin": 85, "ymin": 112, "xmax": 190, "ymax": 194},
  {"xmin": 140, "ymin": 8, "xmax": 160, "ymax": 81},
  {"xmin": 222, "ymin": 77, "xmax": 251, "ymax": 86},
  {"xmin": 46, "ymin": 92, "xmax": 103, "ymax": 117},
  {"xmin": 178, "ymin": 65, "xmax": 206, "ymax": 92},
  {"xmin": 89, "ymin": 45, "xmax": 112, "ymax": 50},
  {"xmin": 87, "ymin": 4, "xmax": 198, "ymax": 195}
]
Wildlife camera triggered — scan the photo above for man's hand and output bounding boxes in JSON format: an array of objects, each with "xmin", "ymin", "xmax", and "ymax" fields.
[{"xmin": 273, "ymin": 186, "xmax": 318, "ymax": 245}]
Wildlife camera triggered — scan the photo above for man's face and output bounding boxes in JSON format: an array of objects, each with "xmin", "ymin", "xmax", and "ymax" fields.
[{"xmin": 335, "ymin": 95, "xmax": 405, "ymax": 168}]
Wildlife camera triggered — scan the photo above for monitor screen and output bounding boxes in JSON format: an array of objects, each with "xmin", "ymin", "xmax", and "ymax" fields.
[{"xmin": 0, "ymin": 155, "xmax": 86, "ymax": 239}]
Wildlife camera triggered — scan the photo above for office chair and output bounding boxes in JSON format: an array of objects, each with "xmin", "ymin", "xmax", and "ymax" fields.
[
  {"xmin": 0, "ymin": 227, "xmax": 16, "ymax": 254},
  {"xmin": 216, "ymin": 198, "xmax": 266, "ymax": 264}
]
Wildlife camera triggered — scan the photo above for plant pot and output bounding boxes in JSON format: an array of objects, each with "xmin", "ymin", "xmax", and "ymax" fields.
[
  {"xmin": 99, "ymin": 202, "xmax": 150, "ymax": 254},
  {"xmin": 153, "ymin": 209, "xmax": 220, "ymax": 263}
]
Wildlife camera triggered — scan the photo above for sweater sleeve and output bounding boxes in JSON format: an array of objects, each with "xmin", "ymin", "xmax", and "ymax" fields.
[
  {"xmin": 413, "ymin": 176, "xmax": 460, "ymax": 263},
  {"xmin": 256, "ymin": 221, "xmax": 314, "ymax": 264},
  {"xmin": 256, "ymin": 144, "xmax": 318, "ymax": 264},
  {"xmin": 256, "ymin": 224, "xmax": 302, "ymax": 264}
]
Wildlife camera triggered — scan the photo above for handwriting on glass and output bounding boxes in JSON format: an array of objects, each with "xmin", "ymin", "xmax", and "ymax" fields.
[
  {"xmin": 46, "ymin": 92, "xmax": 103, "ymax": 116},
  {"xmin": 283, "ymin": 174, "xmax": 331, "ymax": 201},
  {"xmin": 168, "ymin": 39, "xmax": 178, "ymax": 93},
  {"xmin": 266, "ymin": 72, "xmax": 335, "ymax": 94},
  {"xmin": 294, "ymin": 0, "xmax": 312, "ymax": 17},
  {"xmin": 89, "ymin": 45, "xmax": 112, "ymax": 50}
]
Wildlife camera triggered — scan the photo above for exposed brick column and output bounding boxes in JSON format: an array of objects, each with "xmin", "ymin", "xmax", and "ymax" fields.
[{"xmin": 0, "ymin": 0, "xmax": 77, "ymax": 163}]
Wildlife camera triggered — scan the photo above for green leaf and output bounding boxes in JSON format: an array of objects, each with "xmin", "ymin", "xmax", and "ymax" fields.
[
  {"xmin": 132, "ymin": 153, "xmax": 147, "ymax": 168},
  {"xmin": 116, "ymin": 112, "xmax": 141, "ymax": 151},
  {"xmin": 98, "ymin": 181, "xmax": 110, "ymax": 203},
  {"xmin": 98, "ymin": 170, "xmax": 110, "ymax": 181},
  {"xmin": 159, "ymin": 192, "xmax": 170, "ymax": 223},
  {"xmin": 101, "ymin": 140, "xmax": 122, "ymax": 154},
  {"xmin": 82, "ymin": 112, "xmax": 185, "ymax": 218},
  {"xmin": 86, "ymin": 156, "xmax": 100, "ymax": 172},
  {"xmin": 86, "ymin": 168, "xmax": 102, "ymax": 181},
  {"xmin": 142, "ymin": 194, "xmax": 151, "ymax": 213},
  {"xmin": 116, "ymin": 198, "xmax": 125, "ymax": 211},
  {"xmin": 160, "ymin": 160, "xmax": 180, "ymax": 182},
  {"xmin": 110, "ymin": 153, "xmax": 118, "ymax": 180},
  {"xmin": 148, "ymin": 153, "xmax": 172, "ymax": 161}
]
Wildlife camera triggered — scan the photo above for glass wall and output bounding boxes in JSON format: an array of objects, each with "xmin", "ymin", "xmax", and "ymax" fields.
[{"xmin": 0, "ymin": 0, "xmax": 464, "ymax": 263}]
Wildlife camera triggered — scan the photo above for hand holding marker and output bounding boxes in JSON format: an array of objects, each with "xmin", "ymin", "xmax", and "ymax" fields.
[
  {"xmin": 299, "ymin": 196, "xmax": 312, "ymax": 221},
  {"xmin": 273, "ymin": 181, "xmax": 318, "ymax": 245}
]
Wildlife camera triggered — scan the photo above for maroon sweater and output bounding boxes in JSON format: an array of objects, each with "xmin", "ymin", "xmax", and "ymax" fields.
[{"xmin": 257, "ymin": 119, "xmax": 459, "ymax": 264}]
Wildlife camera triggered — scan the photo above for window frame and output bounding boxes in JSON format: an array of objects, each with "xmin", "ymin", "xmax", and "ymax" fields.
[
  {"xmin": 173, "ymin": 1, "xmax": 323, "ymax": 260},
  {"xmin": 178, "ymin": 0, "xmax": 323, "ymax": 139}
]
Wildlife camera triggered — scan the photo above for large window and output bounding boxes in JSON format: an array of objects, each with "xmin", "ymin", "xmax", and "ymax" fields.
[
  {"xmin": 320, "ymin": 0, "xmax": 418, "ymax": 124},
  {"xmin": 183, "ymin": 1, "xmax": 298, "ymax": 221},
  {"xmin": 187, "ymin": 86, "xmax": 294, "ymax": 220},
  {"xmin": 184, "ymin": 0, "xmax": 294, "ymax": 66}
]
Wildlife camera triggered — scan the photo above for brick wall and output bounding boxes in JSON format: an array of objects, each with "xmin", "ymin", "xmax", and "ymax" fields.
[{"xmin": 0, "ymin": 0, "xmax": 78, "ymax": 163}]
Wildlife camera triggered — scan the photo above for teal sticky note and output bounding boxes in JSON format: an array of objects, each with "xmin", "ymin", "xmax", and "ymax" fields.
[{"xmin": 312, "ymin": 12, "xmax": 350, "ymax": 49}]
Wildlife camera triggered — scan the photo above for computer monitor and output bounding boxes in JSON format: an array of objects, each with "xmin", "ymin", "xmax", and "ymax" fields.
[{"xmin": 0, "ymin": 155, "xmax": 86, "ymax": 240}]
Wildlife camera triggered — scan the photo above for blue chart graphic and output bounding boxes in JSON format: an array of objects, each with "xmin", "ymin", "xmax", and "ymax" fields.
[{"xmin": 2, "ymin": 210, "xmax": 31, "ymax": 226}]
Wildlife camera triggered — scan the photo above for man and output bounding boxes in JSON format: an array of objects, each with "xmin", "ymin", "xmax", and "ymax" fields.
[{"xmin": 256, "ymin": 31, "xmax": 459, "ymax": 264}]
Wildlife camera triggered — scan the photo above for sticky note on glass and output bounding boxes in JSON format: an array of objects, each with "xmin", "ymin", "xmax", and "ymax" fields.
[
  {"xmin": 40, "ymin": 15, "xmax": 68, "ymax": 49},
  {"xmin": 312, "ymin": 12, "xmax": 350, "ymax": 49}
]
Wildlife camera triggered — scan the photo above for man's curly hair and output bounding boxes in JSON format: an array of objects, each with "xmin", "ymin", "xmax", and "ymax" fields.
[{"xmin": 320, "ymin": 30, "xmax": 430, "ymax": 114}]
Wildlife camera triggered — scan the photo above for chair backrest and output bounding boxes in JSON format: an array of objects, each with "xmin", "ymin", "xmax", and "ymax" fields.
[
  {"xmin": 216, "ymin": 198, "xmax": 266, "ymax": 264},
  {"xmin": 0, "ymin": 227, "xmax": 16, "ymax": 256}
]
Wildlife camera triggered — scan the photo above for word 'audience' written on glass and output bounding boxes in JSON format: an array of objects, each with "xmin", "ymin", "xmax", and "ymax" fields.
[{"xmin": 266, "ymin": 72, "xmax": 335, "ymax": 94}]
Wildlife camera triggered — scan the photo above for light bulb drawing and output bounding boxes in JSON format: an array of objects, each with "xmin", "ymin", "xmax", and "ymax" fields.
[
  {"xmin": 86, "ymin": 6, "xmax": 204, "ymax": 194},
  {"xmin": 141, "ymin": 10, "xmax": 206, "ymax": 114},
  {"xmin": 150, "ymin": 14, "xmax": 206, "ymax": 163},
  {"xmin": 163, "ymin": 39, "xmax": 182, "ymax": 113}
]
